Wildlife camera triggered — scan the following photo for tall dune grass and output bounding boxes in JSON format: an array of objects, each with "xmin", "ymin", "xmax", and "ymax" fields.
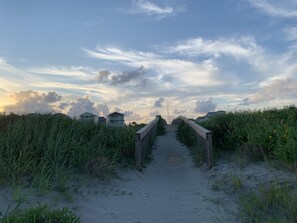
[
  {"xmin": 0, "ymin": 114, "xmax": 140, "ymax": 189},
  {"xmin": 200, "ymin": 106, "xmax": 297, "ymax": 166}
]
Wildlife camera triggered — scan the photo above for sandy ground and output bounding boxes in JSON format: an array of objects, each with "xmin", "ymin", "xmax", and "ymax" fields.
[
  {"xmin": 1, "ymin": 125, "xmax": 295, "ymax": 222},
  {"xmin": 71, "ymin": 125, "xmax": 237, "ymax": 223}
]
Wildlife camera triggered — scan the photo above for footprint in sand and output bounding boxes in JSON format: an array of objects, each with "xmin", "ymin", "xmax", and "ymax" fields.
[{"xmin": 166, "ymin": 152, "xmax": 185, "ymax": 165}]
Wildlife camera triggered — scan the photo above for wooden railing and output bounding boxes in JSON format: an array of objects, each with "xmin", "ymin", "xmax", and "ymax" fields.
[
  {"xmin": 135, "ymin": 117, "xmax": 159, "ymax": 170},
  {"xmin": 172, "ymin": 116, "xmax": 213, "ymax": 169}
]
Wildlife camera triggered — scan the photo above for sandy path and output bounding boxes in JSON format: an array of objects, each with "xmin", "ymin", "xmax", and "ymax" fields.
[{"xmin": 74, "ymin": 125, "xmax": 237, "ymax": 223}]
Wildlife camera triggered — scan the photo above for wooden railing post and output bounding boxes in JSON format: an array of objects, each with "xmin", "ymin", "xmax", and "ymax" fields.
[
  {"xmin": 206, "ymin": 132, "xmax": 213, "ymax": 169},
  {"xmin": 135, "ymin": 133, "xmax": 141, "ymax": 170},
  {"xmin": 134, "ymin": 117, "xmax": 160, "ymax": 170}
]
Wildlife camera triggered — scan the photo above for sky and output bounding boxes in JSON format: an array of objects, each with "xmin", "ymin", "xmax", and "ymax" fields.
[{"xmin": 0, "ymin": 0, "xmax": 297, "ymax": 123}]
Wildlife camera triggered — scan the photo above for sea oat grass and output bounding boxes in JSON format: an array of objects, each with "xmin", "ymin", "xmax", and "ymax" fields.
[
  {"xmin": 0, "ymin": 205, "xmax": 80, "ymax": 223},
  {"xmin": 200, "ymin": 106, "xmax": 297, "ymax": 166},
  {"xmin": 0, "ymin": 114, "xmax": 143, "ymax": 189}
]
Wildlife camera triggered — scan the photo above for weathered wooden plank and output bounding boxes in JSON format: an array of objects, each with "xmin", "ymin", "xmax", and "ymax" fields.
[
  {"xmin": 172, "ymin": 116, "xmax": 214, "ymax": 169},
  {"xmin": 175, "ymin": 116, "xmax": 210, "ymax": 140},
  {"xmin": 135, "ymin": 134, "xmax": 142, "ymax": 170},
  {"xmin": 135, "ymin": 117, "xmax": 159, "ymax": 169},
  {"xmin": 136, "ymin": 117, "xmax": 159, "ymax": 140}
]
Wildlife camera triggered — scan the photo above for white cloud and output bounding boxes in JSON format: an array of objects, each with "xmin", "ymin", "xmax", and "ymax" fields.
[
  {"xmin": 131, "ymin": 0, "xmax": 181, "ymax": 19},
  {"xmin": 29, "ymin": 66, "xmax": 94, "ymax": 80},
  {"xmin": 83, "ymin": 46, "xmax": 224, "ymax": 88},
  {"xmin": 167, "ymin": 37, "xmax": 257, "ymax": 59},
  {"xmin": 194, "ymin": 98, "xmax": 217, "ymax": 113},
  {"xmin": 2, "ymin": 90, "xmax": 62, "ymax": 114},
  {"xmin": 67, "ymin": 96, "xmax": 99, "ymax": 117},
  {"xmin": 124, "ymin": 110, "xmax": 143, "ymax": 122},
  {"xmin": 84, "ymin": 46, "xmax": 159, "ymax": 63},
  {"xmin": 173, "ymin": 109, "xmax": 187, "ymax": 114},
  {"xmin": 96, "ymin": 103, "xmax": 110, "ymax": 116},
  {"xmin": 133, "ymin": 0, "xmax": 173, "ymax": 14},
  {"xmin": 0, "ymin": 59, "xmax": 29, "ymax": 92},
  {"xmin": 249, "ymin": 0, "xmax": 297, "ymax": 18},
  {"xmin": 0, "ymin": 58, "xmax": 6, "ymax": 63},
  {"xmin": 149, "ymin": 110, "xmax": 160, "ymax": 117},
  {"xmin": 243, "ymin": 78, "xmax": 297, "ymax": 104},
  {"xmin": 31, "ymin": 81, "xmax": 124, "ymax": 101}
]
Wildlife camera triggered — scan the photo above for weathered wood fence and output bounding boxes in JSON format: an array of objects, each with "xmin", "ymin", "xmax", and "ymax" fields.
[
  {"xmin": 172, "ymin": 116, "xmax": 214, "ymax": 169},
  {"xmin": 135, "ymin": 117, "xmax": 159, "ymax": 169}
]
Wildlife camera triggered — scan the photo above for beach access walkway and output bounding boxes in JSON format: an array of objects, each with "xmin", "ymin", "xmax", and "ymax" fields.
[{"xmin": 75, "ymin": 125, "xmax": 236, "ymax": 223}]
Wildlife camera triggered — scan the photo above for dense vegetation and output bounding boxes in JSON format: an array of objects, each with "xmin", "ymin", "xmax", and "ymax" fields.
[
  {"xmin": 156, "ymin": 115, "xmax": 167, "ymax": 136},
  {"xmin": 175, "ymin": 108, "xmax": 297, "ymax": 222},
  {"xmin": 0, "ymin": 205, "xmax": 80, "ymax": 223},
  {"xmin": 200, "ymin": 106, "xmax": 297, "ymax": 166},
  {"xmin": 176, "ymin": 121, "xmax": 203, "ymax": 165},
  {"xmin": 0, "ymin": 114, "xmax": 142, "ymax": 190}
]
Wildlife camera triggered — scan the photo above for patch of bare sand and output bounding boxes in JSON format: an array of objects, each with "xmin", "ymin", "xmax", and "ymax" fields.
[{"xmin": 208, "ymin": 158, "xmax": 297, "ymax": 195}]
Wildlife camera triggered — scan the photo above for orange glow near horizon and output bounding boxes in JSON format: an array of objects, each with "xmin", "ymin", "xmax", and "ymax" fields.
[{"xmin": 0, "ymin": 95, "xmax": 15, "ymax": 112}]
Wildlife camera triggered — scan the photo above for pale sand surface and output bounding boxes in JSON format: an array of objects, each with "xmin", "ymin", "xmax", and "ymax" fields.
[
  {"xmin": 72, "ymin": 125, "xmax": 237, "ymax": 222},
  {"xmin": 3, "ymin": 125, "xmax": 294, "ymax": 222}
]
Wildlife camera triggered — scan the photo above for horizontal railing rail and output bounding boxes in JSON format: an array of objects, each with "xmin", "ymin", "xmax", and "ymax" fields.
[
  {"xmin": 135, "ymin": 117, "xmax": 159, "ymax": 169},
  {"xmin": 172, "ymin": 116, "xmax": 213, "ymax": 169}
]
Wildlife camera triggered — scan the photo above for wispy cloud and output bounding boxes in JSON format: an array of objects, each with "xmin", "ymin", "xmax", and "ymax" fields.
[
  {"xmin": 0, "ymin": 58, "xmax": 31, "ymax": 92},
  {"xmin": 249, "ymin": 0, "xmax": 297, "ymax": 18},
  {"xmin": 166, "ymin": 37, "xmax": 257, "ymax": 59},
  {"xmin": 28, "ymin": 66, "xmax": 94, "ymax": 80},
  {"xmin": 130, "ymin": 0, "xmax": 183, "ymax": 19},
  {"xmin": 31, "ymin": 81, "xmax": 124, "ymax": 101},
  {"xmin": 83, "ymin": 46, "xmax": 224, "ymax": 88},
  {"xmin": 84, "ymin": 46, "xmax": 159, "ymax": 63}
]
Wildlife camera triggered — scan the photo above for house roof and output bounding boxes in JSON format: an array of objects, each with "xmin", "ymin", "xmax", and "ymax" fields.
[
  {"xmin": 79, "ymin": 112, "xmax": 98, "ymax": 117},
  {"xmin": 107, "ymin": 112, "xmax": 124, "ymax": 117}
]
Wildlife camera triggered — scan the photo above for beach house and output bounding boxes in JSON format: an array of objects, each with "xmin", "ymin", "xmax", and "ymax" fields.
[
  {"xmin": 107, "ymin": 112, "xmax": 125, "ymax": 127},
  {"xmin": 79, "ymin": 112, "xmax": 99, "ymax": 123}
]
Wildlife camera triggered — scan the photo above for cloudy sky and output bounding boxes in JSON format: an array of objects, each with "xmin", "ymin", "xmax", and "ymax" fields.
[{"xmin": 1, "ymin": 0, "xmax": 297, "ymax": 122}]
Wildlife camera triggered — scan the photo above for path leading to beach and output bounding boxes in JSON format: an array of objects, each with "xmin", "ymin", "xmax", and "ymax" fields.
[
  {"xmin": 2, "ymin": 125, "xmax": 296, "ymax": 222},
  {"xmin": 74, "ymin": 125, "xmax": 237, "ymax": 223}
]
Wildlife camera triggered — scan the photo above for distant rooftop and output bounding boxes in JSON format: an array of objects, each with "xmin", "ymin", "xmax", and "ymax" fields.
[
  {"xmin": 107, "ymin": 112, "xmax": 124, "ymax": 116},
  {"xmin": 79, "ymin": 112, "xmax": 98, "ymax": 117}
]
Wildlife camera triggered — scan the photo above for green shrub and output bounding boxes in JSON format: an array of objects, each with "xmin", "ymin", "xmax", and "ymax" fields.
[
  {"xmin": 200, "ymin": 106, "xmax": 297, "ymax": 164},
  {"xmin": 0, "ymin": 205, "xmax": 80, "ymax": 223},
  {"xmin": 176, "ymin": 121, "xmax": 203, "ymax": 166},
  {"xmin": 156, "ymin": 115, "xmax": 167, "ymax": 136}
]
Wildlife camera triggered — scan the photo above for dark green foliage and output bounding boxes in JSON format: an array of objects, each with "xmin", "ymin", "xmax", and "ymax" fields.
[
  {"xmin": 156, "ymin": 115, "xmax": 167, "ymax": 136},
  {"xmin": 176, "ymin": 121, "xmax": 203, "ymax": 166},
  {"xmin": 0, "ymin": 205, "xmax": 80, "ymax": 223},
  {"xmin": 176, "ymin": 122, "xmax": 197, "ymax": 147},
  {"xmin": 200, "ymin": 106, "xmax": 297, "ymax": 165},
  {"xmin": 0, "ymin": 114, "xmax": 140, "ymax": 189}
]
